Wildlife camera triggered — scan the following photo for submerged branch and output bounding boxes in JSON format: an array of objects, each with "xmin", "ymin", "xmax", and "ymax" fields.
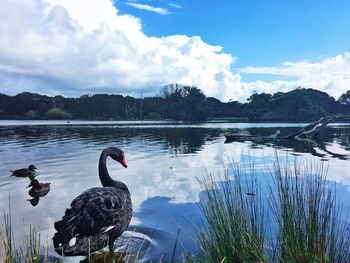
[{"xmin": 225, "ymin": 116, "xmax": 337, "ymax": 142}]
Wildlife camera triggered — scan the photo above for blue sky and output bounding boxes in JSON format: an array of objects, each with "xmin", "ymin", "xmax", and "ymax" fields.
[
  {"xmin": 1, "ymin": 0, "xmax": 350, "ymax": 101},
  {"xmin": 118, "ymin": 0, "xmax": 350, "ymax": 66}
]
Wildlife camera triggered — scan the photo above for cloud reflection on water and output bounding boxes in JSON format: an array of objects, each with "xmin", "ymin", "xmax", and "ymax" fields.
[{"xmin": 0, "ymin": 122, "xmax": 349, "ymax": 261}]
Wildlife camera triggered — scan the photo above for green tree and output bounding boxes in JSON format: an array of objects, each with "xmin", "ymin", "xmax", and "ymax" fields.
[
  {"xmin": 46, "ymin": 107, "xmax": 72, "ymax": 119},
  {"xmin": 246, "ymin": 92, "xmax": 272, "ymax": 120},
  {"xmin": 162, "ymin": 84, "xmax": 212, "ymax": 121},
  {"xmin": 338, "ymin": 90, "xmax": 350, "ymax": 105}
]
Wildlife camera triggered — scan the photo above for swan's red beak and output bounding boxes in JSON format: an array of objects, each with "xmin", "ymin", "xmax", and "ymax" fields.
[{"xmin": 121, "ymin": 155, "xmax": 127, "ymax": 168}]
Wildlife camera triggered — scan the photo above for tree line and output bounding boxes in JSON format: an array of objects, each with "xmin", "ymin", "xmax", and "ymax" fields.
[{"xmin": 0, "ymin": 85, "xmax": 349, "ymax": 121}]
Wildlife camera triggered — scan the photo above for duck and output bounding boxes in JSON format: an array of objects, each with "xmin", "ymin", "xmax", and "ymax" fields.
[
  {"xmin": 53, "ymin": 147, "xmax": 132, "ymax": 257},
  {"xmin": 10, "ymin": 164, "xmax": 37, "ymax": 177},
  {"xmin": 27, "ymin": 178, "xmax": 51, "ymax": 197}
]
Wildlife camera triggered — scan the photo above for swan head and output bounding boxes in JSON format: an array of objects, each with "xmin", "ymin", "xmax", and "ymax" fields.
[{"xmin": 110, "ymin": 147, "xmax": 128, "ymax": 168}]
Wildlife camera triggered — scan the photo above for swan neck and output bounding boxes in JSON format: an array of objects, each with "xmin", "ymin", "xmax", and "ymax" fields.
[{"xmin": 98, "ymin": 149, "xmax": 128, "ymax": 191}]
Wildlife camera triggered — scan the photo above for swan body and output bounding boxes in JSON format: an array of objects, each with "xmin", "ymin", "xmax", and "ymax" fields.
[
  {"xmin": 11, "ymin": 164, "xmax": 37, "ymax": 177},
  {"xmin": 53, "ymin": 147, "xmax": 132, "ymax": 256}
]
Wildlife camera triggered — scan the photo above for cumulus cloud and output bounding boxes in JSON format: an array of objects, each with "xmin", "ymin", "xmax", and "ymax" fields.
[
  {"xmin": 125, "ymin": 2, "xmax": 169, "ymax": 15},
  {"xmin": 0, "ymin": 0, "xmax": 239, "ymax": 100},
  {"xmin": 0, "ymin": 0, "xmax": 349, "ymax": 102}
]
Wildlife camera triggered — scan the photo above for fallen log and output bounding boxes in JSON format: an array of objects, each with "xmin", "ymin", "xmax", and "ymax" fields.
[
  {"xmin": 224, "ymin": 116, "xmax": 334, "ymax": 142},
  {"xmin": 281, "ymin": 116, "xmax": 334, "ymax": 140}
]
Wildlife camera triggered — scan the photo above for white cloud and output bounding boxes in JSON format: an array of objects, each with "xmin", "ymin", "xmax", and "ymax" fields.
[
  {"xmin": 239, "ymin": 53, "xmax": 350, "ymax": 100},
  {"xmin": 125, "ymin": 2, "xmax": 169, "ymax": 15},
  {"xmin": 169, "ymin": 3, "xmax": 182, "ymax": 9},
  {"xmin": 0, "ymin": 0, "xmax": 349, "ymax": 102},
  {"xmin": 0, "ymin": 0, "xmax": 238, "ymax": 100}
]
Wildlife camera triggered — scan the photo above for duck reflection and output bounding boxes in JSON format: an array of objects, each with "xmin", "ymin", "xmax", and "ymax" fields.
[{"xmin": 26, "ymin": 175, "xmax": 51, "ymax": 207}]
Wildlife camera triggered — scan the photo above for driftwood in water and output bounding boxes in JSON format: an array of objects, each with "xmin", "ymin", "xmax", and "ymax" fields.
[
  {"xmin": 224, "ymin": 131, "xmax": 280, "ymax": 141},
  {"xmin": 224, "ymin": 116, "xmax": 334, "ymax": 142},
  {"xmin": 224, "ymin": 116, "xmax": 350, "ymax": 160},
  {"xmin": 282, "ymin": 116, "xmax": 334, "ymax": 140}
]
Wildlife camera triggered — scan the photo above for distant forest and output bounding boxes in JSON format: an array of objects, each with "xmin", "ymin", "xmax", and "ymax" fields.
[{"xmin": 0, "ymin": 85, "xmax": 349, "ymax": 121}]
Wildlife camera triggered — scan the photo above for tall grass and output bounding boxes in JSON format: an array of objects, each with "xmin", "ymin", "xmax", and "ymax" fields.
[
  {"xmin": 190, "ymin": 157, "xmax": 350, "ymax": 263},
  {"xmin": 0, "ymin": 211, "xmax": 42, "ymax": 263},
  {"xmin": 190, "ymin": 164, "xmax": 269, "ymax": 263},
  {"xmin": 270, "ymin": 158, "xmax": 350, "ymax": 263}
]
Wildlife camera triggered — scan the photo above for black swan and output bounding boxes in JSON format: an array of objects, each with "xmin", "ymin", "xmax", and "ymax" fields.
[
  {"xmin": 53, "ymin": 147, "xmax": 132, "ymax": 256},
  {"xmin": 10, "ymin": 164, "xmax": 37, "ymax": 177}
]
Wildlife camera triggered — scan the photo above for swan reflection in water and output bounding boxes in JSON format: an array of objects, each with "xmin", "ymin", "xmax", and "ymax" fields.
[{"xmin": 26, "ymin": 175, "xmax": 51, "ymax": 207}]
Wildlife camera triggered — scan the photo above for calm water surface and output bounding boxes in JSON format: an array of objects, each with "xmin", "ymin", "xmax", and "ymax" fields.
[{"xmin": 0, "ymin": 120, "xmax": 349, "ymax": 262}]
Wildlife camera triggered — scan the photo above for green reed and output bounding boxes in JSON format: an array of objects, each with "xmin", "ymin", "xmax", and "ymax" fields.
[
  {"xmin": 189, "ymin": 163, "xmax": 269, "ymax": 263},
  {"xmin": 190, "ymin": 157, "xmax": 350, "ymax": 263},
  {"xmin": 0, "ymin": 211, "xmax": 42, "ymax": 263},
  {"xmin": 270, "ymin": 158, "xmax": 350, "ymax": 263}
]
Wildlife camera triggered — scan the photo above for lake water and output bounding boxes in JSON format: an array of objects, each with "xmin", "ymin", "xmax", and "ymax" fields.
[{"xmin": 0, "ymin": 120, "xmax": 349, "ymax": 262}]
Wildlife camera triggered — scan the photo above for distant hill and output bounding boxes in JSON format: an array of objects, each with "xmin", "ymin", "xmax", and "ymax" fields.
[
  {"xmin": 0, "ymin": 87, "xmax": 348, "ymax": 121},
  {"xmin": 246, "ymin": 88, "xmax": 349, "ymax": 121}
]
